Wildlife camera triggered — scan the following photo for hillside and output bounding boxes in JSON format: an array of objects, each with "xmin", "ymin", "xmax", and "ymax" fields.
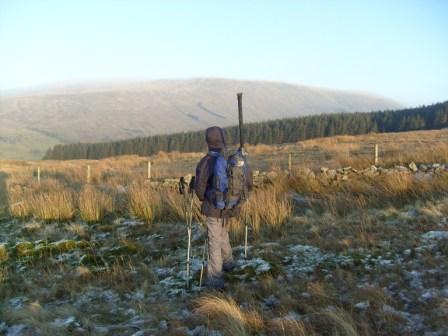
[
  {"xmin": 43, "ymin": 101, "xmax": 448, "ymax": 160},
  {"xmin": 0, "ymin": 78, "xmax": 400, "ymax": 160}
]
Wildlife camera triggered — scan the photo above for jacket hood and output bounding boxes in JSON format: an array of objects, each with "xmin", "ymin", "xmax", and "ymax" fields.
[{"xmin": 205, "ymin": 126, "xmax": 226, "ymax": 150}]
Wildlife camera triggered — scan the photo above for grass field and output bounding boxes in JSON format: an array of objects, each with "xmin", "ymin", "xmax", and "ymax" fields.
[{"xmin": 0, "ymin": 129, "xmax": 447, "ymax": 335}]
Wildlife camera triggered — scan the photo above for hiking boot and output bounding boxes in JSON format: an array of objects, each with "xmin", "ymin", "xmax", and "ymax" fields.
[
  {"xmin": 204, "ymin": 276, "xmax": 225, "ymax": 290},
  {"xmin": 223, "ymin": 261, "xmax": 236, "ymax": 273}
]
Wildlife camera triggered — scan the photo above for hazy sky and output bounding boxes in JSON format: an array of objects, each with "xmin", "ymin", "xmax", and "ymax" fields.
[{"xmin": 0, "ymin": 0, "xmax": 447, "ymax": 105}]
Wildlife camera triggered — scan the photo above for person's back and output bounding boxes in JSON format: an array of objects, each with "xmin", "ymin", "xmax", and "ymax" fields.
[{"xmin": 194, "ymin": 126, "xmax": 253, "ymax": 289}]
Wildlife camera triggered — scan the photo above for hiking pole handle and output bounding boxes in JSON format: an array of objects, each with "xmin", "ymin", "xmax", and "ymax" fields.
[{"xmin": 237, "ymin": 92, "xmax": 244, "ymax": 150}]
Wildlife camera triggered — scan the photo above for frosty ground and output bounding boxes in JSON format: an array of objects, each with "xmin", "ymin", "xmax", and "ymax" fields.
[{"xmin": 1, "ymin": 193, "xmax": 447, "ymax": 335}]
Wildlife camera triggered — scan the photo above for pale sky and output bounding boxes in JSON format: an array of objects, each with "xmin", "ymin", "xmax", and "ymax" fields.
[{"xmin": 0, "ymin": 0, "xmax": 447, "ymax": 106}]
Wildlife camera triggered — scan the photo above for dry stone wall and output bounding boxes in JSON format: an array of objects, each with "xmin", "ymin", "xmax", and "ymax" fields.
[{"xmin": 148, "ymin": 162, "xmax": 448, "ymax": 189}]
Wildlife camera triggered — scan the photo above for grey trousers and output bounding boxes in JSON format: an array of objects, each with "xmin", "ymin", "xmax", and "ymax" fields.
[{"xmin": 206, "ymin": 217, "xmax": 234, "ymax": 285}]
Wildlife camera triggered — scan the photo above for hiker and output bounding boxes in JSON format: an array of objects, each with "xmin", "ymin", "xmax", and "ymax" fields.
[{"xmin": 194, "ymin": 126, "xmax": 253, "ymax": 289}]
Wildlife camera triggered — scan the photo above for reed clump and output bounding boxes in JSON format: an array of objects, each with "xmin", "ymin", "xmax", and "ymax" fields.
[
  {"xmin": 194, "ymin": 294, "xmax": 263, "ymax": 336},
  {"xmin": 29, "ymin": 191, "xmax": 75, "ymax": 221},
  {"xmin": 128, "ymin": 184, "xmax": 161, "ymax": 225},
  {"xmin": 78, "ymin": 185, "xmax": 114, "ymax": 223},
  {"xmin": 235, "ymin": 185, "xmax": 292, "ymax": 237}
]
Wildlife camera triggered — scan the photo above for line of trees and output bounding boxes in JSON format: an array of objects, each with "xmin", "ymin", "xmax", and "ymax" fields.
[{"xmin": 43, "ymin": 101, "xmax": 448, "ymax": 160}]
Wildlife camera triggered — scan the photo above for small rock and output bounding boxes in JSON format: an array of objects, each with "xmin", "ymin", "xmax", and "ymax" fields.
[
  {"xmin": 408, "ymin": 162, "xmax": 418, "ymax": 172},
  {"xmin": 51, "ymin": 316, "xmax": 77, "ymax": 328},
  {"xmin": 419, "ymin": 164, "xmax": 428, "ymax": 171},
  {"xmin": 421, "ymin": 289, "xmax": 437, "ymax": 301},
  {"xmin": 355, "ymin": 301, "xmax": 370, "ymax": 310},
  {"xmin": 131, "ymin": 332, "xmax": 145, "ymax": 336},
  {"xmin": 395, "ymin": 165, "xmax": 408, "ymax": 171},
  {"xmin": 159, "ymin": 320, "xmax": 168, "ymax": 331}
]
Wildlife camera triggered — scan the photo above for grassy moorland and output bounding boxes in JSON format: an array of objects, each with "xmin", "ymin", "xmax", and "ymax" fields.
[{"xmin": 0, "ymin": 129, "xmax": 447, "ymax": 335}]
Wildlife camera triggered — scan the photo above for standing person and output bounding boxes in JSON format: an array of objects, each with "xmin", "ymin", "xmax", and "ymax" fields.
[{"xmin": 194, "ymin": 126, "xmax": 253, "ymax": 289}]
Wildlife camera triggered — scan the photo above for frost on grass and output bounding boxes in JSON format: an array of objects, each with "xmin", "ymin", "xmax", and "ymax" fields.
[
  {"xmin": 284, "ymin": 244, "xmax": 354, "ymax": 278},
  {"xmin": 233, "ymin": 257, "xmax": 272, "ymax": 280},
  {"xmin": 421, "ymin": 230, "xmax": 448, "ymax": 241}
]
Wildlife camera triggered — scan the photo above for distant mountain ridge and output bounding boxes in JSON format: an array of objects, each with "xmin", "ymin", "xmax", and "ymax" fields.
[{"xmin": 0, "ymin": 78, "xmax": 401, "ymax": 159}]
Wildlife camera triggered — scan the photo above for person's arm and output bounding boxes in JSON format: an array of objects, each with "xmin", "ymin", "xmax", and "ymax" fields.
[{"xmin": 194, "ymin": 157, "xmax": 209, "ymax": 201}]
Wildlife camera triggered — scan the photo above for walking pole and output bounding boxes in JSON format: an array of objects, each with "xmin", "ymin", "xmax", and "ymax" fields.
[
  {"xmin": 180, "ymin": 176, "xmax": 196, "ymax": 288},
  {"xmin": 199, "ymin": 235, "xmax": 208, "ymax": 288},
  {"xmin": 179, "ymin": 177, "xmax": 191, "ymax": 288},
  {"xmin": 237, "ymin": 92, "xmax": 249, "ymax": 259},
  {"xmin": 244, "ymin": 222, "xmax": 248, "ymax": 259},
  {"xmin": 186, "ymin": 194, "xmax": 194, "ymax": 288}
]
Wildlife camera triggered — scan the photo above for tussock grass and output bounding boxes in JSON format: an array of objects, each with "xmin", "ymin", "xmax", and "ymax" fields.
[
  {"xmin": 161, "ymin": 190, "xmax": 204, "ymax": 223},
  {"xmin": 318, "ymin": 307, "xmax": 360, "ymax": 336},
  {"xmin": 235, "ymin": 185, "xmax": 292, "ymax": 237},
  {"xmin": 194, "ymin": 294, "xmax": 263, "ymax": 336},
  {"xmin": 268, "ymin": 318, "xmax": 307, "ymax": 336},
  {"xmin": 128, "ymin": 184, "xmax": 161, "ymax": 225},
  {"xmin": 29, "ymin": 191, "xmax": 75, "ymax": 221},
  {"xmin": 78, "ymin": 185, "xmax": 114, "ymax": 222}
]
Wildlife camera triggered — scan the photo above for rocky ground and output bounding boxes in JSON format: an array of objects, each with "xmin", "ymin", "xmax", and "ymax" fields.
[{"xmin": 1, "ymin": 192, "xmax": 447, "ymax": 335}]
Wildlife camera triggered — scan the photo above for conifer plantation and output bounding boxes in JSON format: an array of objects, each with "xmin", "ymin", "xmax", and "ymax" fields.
[{"xmin": 44, "ymin": 101, "xmax": 448, "ymax": 160}]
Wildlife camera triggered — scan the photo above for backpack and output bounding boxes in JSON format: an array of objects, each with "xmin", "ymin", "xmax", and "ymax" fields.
[{"xmin": 208, "ymin": 150, "xmax": 248, "ymax": 210}]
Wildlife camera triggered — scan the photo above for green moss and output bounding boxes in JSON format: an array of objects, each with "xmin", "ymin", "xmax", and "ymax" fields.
[
  {"xmin": 14, "ymin": 241, "xmax": 34, "ymax": 256},
  {"xmin": 0, "ymin": 243, "xmax": 8, "ymax": 262}
]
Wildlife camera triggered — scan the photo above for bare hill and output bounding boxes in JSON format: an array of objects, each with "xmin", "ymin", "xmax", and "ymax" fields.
[{"xmin": 0, "ymin": 78, "xmax": 400, "ymax": 159}]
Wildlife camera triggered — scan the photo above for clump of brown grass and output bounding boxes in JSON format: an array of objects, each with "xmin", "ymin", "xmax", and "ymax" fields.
[
  {"xmin": 238, "ymin": 185, "xmax": 292, "ymax": 236},
  {"xmin": 268, "ymin": 318, "xmax": 307, "ymax": 336},
  {"xmin": 78, "ymin": 185, "xmax": 114, "ymax": 222},
  {"xmin": 308, "ymin": 307, "xmax": 360, "ymax": 336},
  {"xmin": 29, "ymin": 191, "xmax": 75, "ymax": 221},
  {"xmin": 194, "ymin": 294, "xmax": 263, "ymax": 336},
  {"xmin": 161, "ymin": 190, "xmax": 204, "ymax": 223},
  {"xmin": 128, "ymin": 184, "xmax": 161, "ymax": 225},
  {"xmin": 321, "ymin": 307, "xmax": 359, "ymax": 336},
  {"xmin": 8, "ymin": 198, "xmax": 30, "ymax": 219}
]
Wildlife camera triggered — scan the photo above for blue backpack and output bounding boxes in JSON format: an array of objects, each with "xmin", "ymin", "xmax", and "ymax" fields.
[{"xmin": 207, "ymin": 150, "xmax": 248, "ymax": 210}]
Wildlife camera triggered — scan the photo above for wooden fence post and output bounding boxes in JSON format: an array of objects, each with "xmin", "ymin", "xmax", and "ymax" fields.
[
  {"xmin": 37, "ymin": 167, "xmax": 40, "ymax": 184},
  {"xmin": 374, "ymin": 144, "xmax": 379, "ymax": 166},
  {"xmin": 147, "ymin": 161, "xmax": 151, "ymax": 180},
  {"xmin": 87, "ymin": 165, "xmax": 91, "ymax": 184},
  {"xmin": 288, "ymin": 153, "xmax": 292, "ymax": 172}
]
